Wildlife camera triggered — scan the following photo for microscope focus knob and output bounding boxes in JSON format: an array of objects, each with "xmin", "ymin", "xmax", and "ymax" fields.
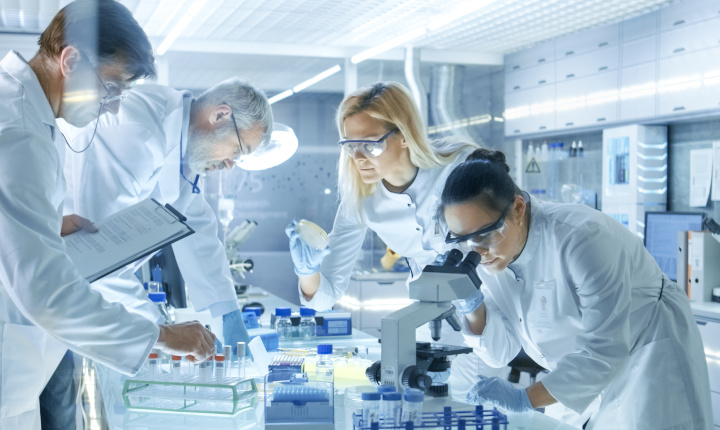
[
  {"xmin": 366, "ymin": 361, "xmax": 382, "ymax": 385},
  {"xmin": 401, "ymin": 365, "xmax": 432, "ymax": 391}
]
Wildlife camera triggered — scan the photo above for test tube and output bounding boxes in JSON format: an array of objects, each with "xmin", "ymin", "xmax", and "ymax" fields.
[
  {"xmin": 402, "ymin": 388, "xmax": 424, "ymax": 425},
  {"xmin": 171, "ymin": 355, "xmax": 182, "ymax": 381},
  {"xmin": 215, "ymin": 354, "xmax": 226, "ymax": 384},
  {"xmin": 223, "ymin": 345, "xmax": 232, "ymax": 373},
  {"xmin": 381, "ymin": 392, "xmax": 402, "ymax": 426},
  {"xmin": 198, "ymin": 361, "xmax": 212, "ymax": 383},
  {"xmin": 147, "ymin": 352, "xmax": 159, "ymax": 380},
  {"xmin": 361, "ymin": 392, "xmax": 381, "ymax": 425},
  {"xmin": 237, "ymin": 342, "xmax": 246, "ymax": 379}
]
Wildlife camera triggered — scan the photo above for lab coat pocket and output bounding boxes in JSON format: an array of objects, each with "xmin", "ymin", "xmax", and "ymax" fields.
[
  {"xmin": 614, "ymin": 337, "xmax": 692, "ymax": 430},
  {"xmin": 0, "ymin": 322, "xmax": 65, "ymax": 418}
]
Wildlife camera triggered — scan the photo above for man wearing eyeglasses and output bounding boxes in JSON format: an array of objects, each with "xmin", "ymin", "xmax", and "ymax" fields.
[
  {"xmin": 61, "ymin": 78, "xmax": 273, "ymax": 378},
  {"xmin": 0, "ymin": 1, "xmax": 217, "ymax": 429}
]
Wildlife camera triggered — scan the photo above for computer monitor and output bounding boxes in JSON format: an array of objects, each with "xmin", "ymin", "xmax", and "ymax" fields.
[{"xmin": 644, "ymin": 212, "xmax": 704, "ymax": 281}]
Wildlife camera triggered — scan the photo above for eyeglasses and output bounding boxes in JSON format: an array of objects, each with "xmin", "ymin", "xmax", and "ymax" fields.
[
  {"xmin": 83, "ymin": 55, "xmax": 128, "ymax": 105},
  {"xmin": 225, "ymin": 102, "xmax": 247, "ymax": 163},
  {"xmin": 337, "ymin": 128, "xmax": 397, "ymax": 158},
  {"xmin": 445, "ymin": 202, "xmax": 512, "ymax": 251}
]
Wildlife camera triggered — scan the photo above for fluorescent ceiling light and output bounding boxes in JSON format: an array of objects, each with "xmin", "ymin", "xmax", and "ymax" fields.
[
  {"xmin": 351, "ymin": 0, "xmax": 498, "ymax": 64},
  {"xmin": 268, "ymin": 89, "xmax": 294, "ymax": 104},
  {"xmin": 157, "ymin": 0, "xmax": 208, "ymax": 56},
  {"xmin": 292, "ymin": 65, "xmax": 341, "ymax": 93},
  {"xmin": 269, "ymin": 65, "xmax": 342, "ymax": 104}
]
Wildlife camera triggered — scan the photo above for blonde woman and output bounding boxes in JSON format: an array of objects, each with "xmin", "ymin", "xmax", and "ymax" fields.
[{"xmin": 285, "ymin": 81, "xmax": 485, "ymax": 397}]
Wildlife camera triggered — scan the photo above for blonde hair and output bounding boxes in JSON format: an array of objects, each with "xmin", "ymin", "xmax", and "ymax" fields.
[{"xmin": 335, "ymin": 81, "xmax": 479, "ymax": 219}]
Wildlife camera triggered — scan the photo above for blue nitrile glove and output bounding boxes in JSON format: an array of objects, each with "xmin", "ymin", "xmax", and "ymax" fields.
[
  {"xmin": 285, "ymin": 218, "xmax": 331, "ymax": 276},
  {"xmin": 452, "ymin": 289, "xmax": 485, "ymax": 315},
  {"xmin": 466, "ymin": 376, "xmax": 534, "ymax": 413},
  {"xmin": 223, "ymin": 309, "xmax": 252, "ymax": 359}
]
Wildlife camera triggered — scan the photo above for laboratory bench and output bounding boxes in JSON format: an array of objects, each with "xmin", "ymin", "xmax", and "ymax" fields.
[{"xmin": 93, "ymin": 287, "xmax": 573, "ymax": 430}]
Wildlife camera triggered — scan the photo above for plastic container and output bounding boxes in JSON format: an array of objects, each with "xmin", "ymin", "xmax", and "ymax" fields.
[
  {"xmin": 299, "ymin": 307, "xmax": 317, "ymax": 339},
  {"xmin": 147, "ymin": 352, "xmax": 159, "ymax": 380},
  {"xmin": 215, "ymin": 354, "xmax": 226, "ymax": 385},
  {"xmin": 244, "ymin": 307, "xmax": 263, "ymax": 328},
  {"xmin": 274, "ymin": 307, "xmax": 292, "ymax": 340},
  {"xmin": 171, "ymin": 355, "xmax": 182, "ymax": 382},
  {"xmin": 361, "ymin": 392, "xmax": 381, "ymax": 425},
  {"xmin": 381, "ymin": 392, "xmax": 402, "ymax": 427},
  {"xmin": 316, "ymin": 344, "xmax": 334, "ymax": 381},
  {"xmin": 402, "ymin": 388, "xmax": 424, "ymax": 425},
  {"xmin": 377, "ymin": 385, "xmax": 396, "ymax": 394},
  {"xmin": 198, "ymin": 361, "xmax": 212, "ymax": 383},
  {"xmin": 237, "ymin": 342, "xmax": 246, "ymax": 378}
]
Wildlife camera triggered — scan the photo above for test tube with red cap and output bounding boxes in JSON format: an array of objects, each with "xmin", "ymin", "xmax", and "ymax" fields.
[
  {"xmin": 147, "ymin": 352, "xmax": 159, "ymax": 380},
  {"xmin": 215, "ymin": 354, "xmax": 226, "ymax": 384}
]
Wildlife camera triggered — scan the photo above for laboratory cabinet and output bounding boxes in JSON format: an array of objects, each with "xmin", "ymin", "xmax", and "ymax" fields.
[
  {"xmin": 659, "ymin": 0, "xmax": 720, "ymax": 32},
  {"xmin": 555, "ymin": 72, "xmax": 619, "ymax": 130},
  {"xmin": 657, "ymin": 47, "xmax": 720, "ymax": 116},
  {"xmin": 621, "ymin": 36, "xmax": 656, "ymax": 67},
  {"xmin": 621, "ymin": 11, "xmax": 658, "ymax": 43},
  {"xmin": 658, "ymin": 16, "xmax": 720, "ymax": 58},
  {"xmin": 619, "ymin": 62, "xmax": 657, "ymax": 121},
  {"xmin": 505, "ymin": 85, "xmax": 556, "ymax": 135},
  {"xmin": 505, "ymin": 40, "xmax": 555, "ymax": 73},
  {"xmin": 505, "ymin": 61, "xmax": 555, "ymax": 92},
  {"xmin": 555, "ymin": 47, "xmax": 619, "ymax": 82},
  {"xmin": 554, "ymin": 24, "xmax": 620, "ymax": 58}
]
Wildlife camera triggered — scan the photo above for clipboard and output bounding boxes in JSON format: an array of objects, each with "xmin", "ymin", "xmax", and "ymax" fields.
[{"xmin": 64, "ymin": 198, "xmax": 195, "ymax": 283}]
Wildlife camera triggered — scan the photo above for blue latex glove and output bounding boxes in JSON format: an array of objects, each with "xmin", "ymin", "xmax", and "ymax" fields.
[
  {"xmin": 452, "ymin": 289, "xmax": 485, "ymax": 314},
  {"xmin": 466, "ymin": 376, "xmax": 534, "ymax": 413},
  {"xmin": 223, "ymin": 310, "xmax": 253, "ymax": 359},
  {"xmin": 285, "ymin": 219, "xmax": 331, "ymax": 276}
]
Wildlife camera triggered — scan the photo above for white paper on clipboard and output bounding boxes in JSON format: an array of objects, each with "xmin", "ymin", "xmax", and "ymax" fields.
[
  {"xmin": 64, "ymin": 198, "xmax": 194, "ymax": 282},
  {"xmin": 690, "ymin": 148, "xmax": 713, "ymax": 207}
]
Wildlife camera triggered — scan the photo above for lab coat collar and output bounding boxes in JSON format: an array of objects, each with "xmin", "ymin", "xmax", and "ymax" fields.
[
  {"xmin": 1, "ymin": 50, "xmax": 56, "ymax": 139},
  {"xmin": 157, "ymin": 90, "xmax": 193, "ymax": 200},
  {"xmin": 376, "ymin": 165, "xmax": 424, "ymax": 201},
  {"xmin": 508, "ymin": 192, "xmax": 540, "ymax": 275}
]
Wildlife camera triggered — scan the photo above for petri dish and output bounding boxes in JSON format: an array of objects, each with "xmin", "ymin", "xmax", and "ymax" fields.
[{"xmin": 295, "ymin": 219, "xmax": 329, "ymax": 250}]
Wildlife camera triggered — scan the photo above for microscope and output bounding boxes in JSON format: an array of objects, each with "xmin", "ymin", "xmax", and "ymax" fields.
[
  {"xmin": 224, "ymin": 220, "xmax": 257, "ymax": 296},
  {"xmin": 366, "ymin": 249, "xmax": 482, "ymax": 393}
]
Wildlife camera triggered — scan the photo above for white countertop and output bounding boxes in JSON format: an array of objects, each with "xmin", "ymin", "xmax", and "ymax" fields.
[{"xmin": 690, "ymin": 301, "xmax": 720, "ymax": 321}]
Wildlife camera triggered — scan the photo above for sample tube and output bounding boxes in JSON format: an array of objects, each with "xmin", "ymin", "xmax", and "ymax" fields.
[
  {"xmin": 237, "ymin": 341, "xmax": 246, "ymax": 379},
  {"xmin": 381, "ymin": 392, "xmax": 403, "ymax": 427},
  {"xmin": 171, "ymin": 355, "xmax": 182, "ymax": 382},
  {"xmin": 402, "ymin": 388, "xmax": 424, "ymax": 425},
  {"xmin": 361, "ymin": 392, "xmax": 381, "ymax": 425},
  {"xmin": 223, "ymin": 345, "xmax": 232, "ymax": 376},
  {"xmin": 147, "ymin": 352, "xmax": 159, "ymax": 380},
  {"xmin": 198, "ymin": 361, "xmax": 212, "ymax": 383},
  {"xmin": 215, "ymin": 354, "xmax": 226, "ymax": 384}
]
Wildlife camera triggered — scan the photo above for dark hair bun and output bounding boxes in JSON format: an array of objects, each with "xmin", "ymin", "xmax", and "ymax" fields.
[{"xmin": 466, "ymin": 148, "xmax": 510, "ymax": 173}]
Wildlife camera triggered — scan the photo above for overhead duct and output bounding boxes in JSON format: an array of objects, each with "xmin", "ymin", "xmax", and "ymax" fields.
[
  {"xmin": 404, "ymin": 47, "xmax": 428, "ymax": 127},
  {"xmin": 429, "ymin": 64, "xmax": 470, "ymax": 139}
]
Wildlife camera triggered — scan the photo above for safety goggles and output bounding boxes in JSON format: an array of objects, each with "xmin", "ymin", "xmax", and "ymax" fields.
[
  {"xmin": 445, "ymin": 203, "xmax": 511, "ymax": 251},
  {"xmin": 337, "ymin": 128, "xmax": 397, "ymax": 158},
  {"xmin": 84, "ymin": 54, "xmax": 129, "ymax": 105}
]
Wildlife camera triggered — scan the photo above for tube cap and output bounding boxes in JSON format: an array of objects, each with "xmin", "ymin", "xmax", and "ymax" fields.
[
  {"xmin": 403, "ymin": 388, "xmax": 424, "ymax": 402},
  {"xmin": 382, "ymin": 392, "xmax": 402, "ymax": 401},
  {"xmin": 275, "ymin": 307, "xmax": 291, "ymax": 317},
  {"xmin": 299, "ymin": 307, "xmax": 316, "ymax": 316},
  {"xmin": 377, "ymin": 385, "xmax": 397, "ymax": 394},
  {"xmin": 361, "ymin": 392, "xmax": 381, "ymax": 401},
  {"xmin": 148, "ymin": 353, "xmax": 159, "ymax": 359},
  {"xmin": 215, "ymin": 354, "xmax": 225, "ymax": 361},
  {"xmin": 171, "ymin": 355, "xmax": 182, "ymax": 360},
  {"xmin": 317, "ymin": 344, "xmax": 332, "ymax": 355},
  {"xmin": 148, "ymin": 292, "xmax": 166, "ymax": 302}
]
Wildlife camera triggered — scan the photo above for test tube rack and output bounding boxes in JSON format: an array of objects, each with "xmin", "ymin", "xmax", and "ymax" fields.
[
  {"xmin": 353, "ymin": 406, "xmax": 508, "ymax": 430},
  {"xmin": 122, "ymin": 375, "xmax": 257, "ymax": 415}
]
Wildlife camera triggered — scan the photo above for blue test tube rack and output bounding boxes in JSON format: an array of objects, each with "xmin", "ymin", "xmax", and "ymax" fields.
[{"xmin": 353, "ymin": 406, "xmax": 508, "ymax": 430}]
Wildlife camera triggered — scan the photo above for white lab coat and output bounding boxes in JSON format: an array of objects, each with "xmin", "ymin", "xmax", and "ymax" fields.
[
  {"xmin": 0, "ymin": 51, "xmax": 159, "ymax": 429},
  {"xmin": 62, "ymin": 85, "xmax": 240, "ymax": 320},
  {"xmin": 462, "ymin": 195, "xmax": 713, "ymax": 429},
  {"xmin": 300, "ymin": 147, "xmax": 503, "ymax": 400}
]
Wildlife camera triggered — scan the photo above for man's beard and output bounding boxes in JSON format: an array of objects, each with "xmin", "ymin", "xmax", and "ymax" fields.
[{"xmin": 186, "ymin": 124, "xmax": 232, "ymax": 174}]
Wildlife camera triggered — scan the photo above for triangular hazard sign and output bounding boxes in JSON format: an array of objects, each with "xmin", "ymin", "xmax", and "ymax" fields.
[{"xmin": 525, "ymin": 158, "xmax": 541, "ymax": 173}]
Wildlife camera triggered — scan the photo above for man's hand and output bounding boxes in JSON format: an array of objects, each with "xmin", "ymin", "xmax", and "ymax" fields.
[
  {"xmin": 61, "ymin": 214, "xmax": 99, "ymax": 237},
  {"xmin": 155, "ymin": 321, "xmax": 215, "ymax": 363}
]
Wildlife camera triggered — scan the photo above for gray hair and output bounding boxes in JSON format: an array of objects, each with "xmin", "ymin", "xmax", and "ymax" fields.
[{"xmin": 195, "ymin": 77, "xmax": 273, "ymax": 149}]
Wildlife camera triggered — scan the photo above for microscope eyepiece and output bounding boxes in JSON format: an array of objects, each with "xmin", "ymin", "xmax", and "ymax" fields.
[
  {"xmin": 460, "ymin": 251, "xmax": 482, "ymax": 270},
  {"xmin": 443, "ymin": 249, "xmax": 464, "ymax": 267}
]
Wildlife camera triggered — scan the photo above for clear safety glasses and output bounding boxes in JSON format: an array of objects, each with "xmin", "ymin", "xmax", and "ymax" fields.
[
  {"xmin": 445, "ymin": 203, "xmax": 512, "ymax": 252},
  {"xmin": 337, "ymin": 128, "xmax": 397, "ymax": 158}
]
